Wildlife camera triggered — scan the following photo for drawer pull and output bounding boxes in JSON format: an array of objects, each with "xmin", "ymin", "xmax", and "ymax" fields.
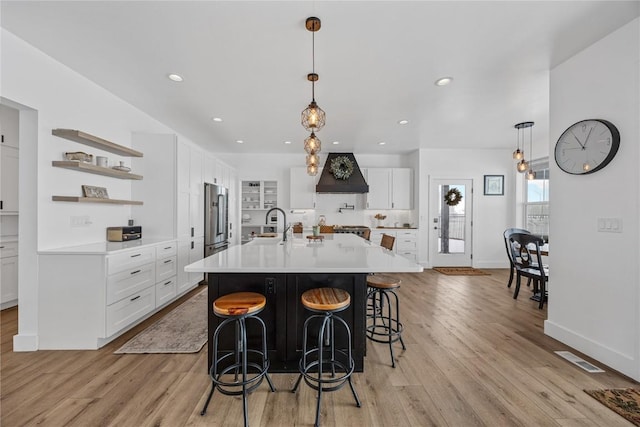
[
  {"xmin": 164, "ymin": 259, "xmax": 172, "ymax": 264},
  {"xmin": 164, "ymin": 246, "xmax": 172, "ymax": 250},
  {"xmin": 131, "ymin": 253, "xmax": 142, "ymax": 258},
  {"xmin": 130, "ymin": 269, "xmax": 141, "ymax": 275},
  {"xmin": 130, "ymin": 295, "xmax": 141, "ymax": 302},
  {"xmin": 0, "ymin": 246, "xmax": 4, "ymax": 249},
  {"xmin": 164, "ymin": 280, "xmax": 172, "ymax": 286}
]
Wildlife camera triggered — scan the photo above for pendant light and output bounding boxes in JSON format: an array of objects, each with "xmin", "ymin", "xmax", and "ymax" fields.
[
  {"xmin": 525, "ymin": 121, "xmax": 536, "ymax": 180},
  {"xmin": 301, "ymin": 17, "xmax": 325, "ymax": 133},
  {"xmin": 304, "ymin": 132, "xmax": 322, "ymax": 155},
  {"xmin": 513, "ymin": 123, "xmax": 524, "ymax": 160},
  {"xmin": 514, "ymin": 121, "xmax": 533, "ymax": 173}
]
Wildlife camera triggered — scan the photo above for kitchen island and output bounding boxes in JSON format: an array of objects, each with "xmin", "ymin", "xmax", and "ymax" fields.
[{"xmin": 185, "ymin": 233, "xmax": 423, "ymax": 372}]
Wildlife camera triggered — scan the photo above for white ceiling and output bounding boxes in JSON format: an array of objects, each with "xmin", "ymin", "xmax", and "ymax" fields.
[{"xmin": 2, "ymin": 1, "xmax": 639, "ymax": 155}]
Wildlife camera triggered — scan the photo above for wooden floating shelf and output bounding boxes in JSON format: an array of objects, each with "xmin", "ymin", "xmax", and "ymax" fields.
[
  {"xmin": 52, "ymin": 161, "xmax": 143, "ymax": 180},
  {"xmin": 52, "ymin": 129, "xmax": 143, "ymax": 158},
  {"xmin": 52, "ymin": 196, "xmax": 143, "ymax": 205}
]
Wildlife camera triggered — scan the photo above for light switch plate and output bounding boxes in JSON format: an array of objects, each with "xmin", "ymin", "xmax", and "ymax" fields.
[{"xmin": 597, "ymin": 217, "xmax": 622, "ymax": 233}]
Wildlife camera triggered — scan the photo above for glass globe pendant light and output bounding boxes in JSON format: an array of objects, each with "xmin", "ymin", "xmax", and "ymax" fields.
[
  {"xmin": 304, "ymin": 132, "xmax": 322, "ymax": 155},
  {"xmin": 301, "ymin": 17, "xmax": 325, "ymax": 133},
  {"xmin": 525, "ymin": 121, "xmax": 536, "ymax": 180},
  {"xmin": 513, "ymin": 123, "xmax": 524, "ymax": 160},
  {"xmin": 514, "ymin": 121, "xmax": 533, "ymax": 173}
]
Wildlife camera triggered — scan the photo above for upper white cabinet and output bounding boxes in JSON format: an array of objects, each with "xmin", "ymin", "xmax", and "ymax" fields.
[
  {"xmin": 290, "ymin": 167, "xmax": 318, "ymax": 209},
  {"xmin": 1, "ymin": 146, "xmax": 19, "ymax": 213},
  {"xmin": 0, "ymin": 104, "xmax": 19, "ymax": 149},
  {"xmin": 365, "ymin": 168, "xmax": 412, "ymax": 210}
]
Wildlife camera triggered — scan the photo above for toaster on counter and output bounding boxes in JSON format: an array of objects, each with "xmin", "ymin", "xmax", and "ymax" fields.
[{"xmin": 107, "ymin": 226, "xmax": 142, "ymax": 242}]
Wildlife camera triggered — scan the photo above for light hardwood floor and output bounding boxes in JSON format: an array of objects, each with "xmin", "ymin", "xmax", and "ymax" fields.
[{"xmin": 1, "ymin": 269, "xmax": 637, "ymax": 426}]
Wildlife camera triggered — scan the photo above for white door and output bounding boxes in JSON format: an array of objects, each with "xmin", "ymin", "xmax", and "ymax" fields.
[{"xmin": 429, "ymin": 179, "xmax": 473, "ymax": 267}]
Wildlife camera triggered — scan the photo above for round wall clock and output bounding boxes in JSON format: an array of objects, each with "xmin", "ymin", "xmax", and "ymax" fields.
[{"xmin": 554, "ymin": 119, "xmax": 620, "ymax": 175}]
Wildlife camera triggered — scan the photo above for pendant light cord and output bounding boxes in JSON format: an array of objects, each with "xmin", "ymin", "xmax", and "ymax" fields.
[{"xmin": 311, "ymin": 28, "xmax": 316, "ymax": 101}]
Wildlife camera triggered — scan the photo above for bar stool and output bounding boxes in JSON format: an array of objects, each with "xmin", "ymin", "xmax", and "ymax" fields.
[
  {"xmin": 200, "ymin": 292, "xmax": 275, "ymax": 427},
  {"xmin": 291, "ymin": 287, "xmax": 361, "ymax": 427},
  {"xmin": 366, "ymin": 274, "xmax": 405, "ymax": 368}
]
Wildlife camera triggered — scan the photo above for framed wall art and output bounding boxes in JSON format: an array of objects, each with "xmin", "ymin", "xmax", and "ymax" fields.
[{"xmin": 483, "ymin": 175, "xmax": 504, "ymax": 196}]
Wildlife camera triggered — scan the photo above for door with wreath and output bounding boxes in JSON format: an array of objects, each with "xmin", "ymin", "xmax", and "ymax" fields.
[{"xmin": 429, "ymin": 178, "xmax": 473, "ymax": 267}]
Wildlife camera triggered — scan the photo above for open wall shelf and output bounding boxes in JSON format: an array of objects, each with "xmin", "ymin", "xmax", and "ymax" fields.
[
  {"xmin": 52, "ymin": 161, "xmax": 143, "ymax": 180},
  {"xmin": 52, "ymin": 196, "xmax": 143, "ymax": 205},
  {"xmin": 52, "ymin": 129, "xmax": 143, "ymax": 157}
]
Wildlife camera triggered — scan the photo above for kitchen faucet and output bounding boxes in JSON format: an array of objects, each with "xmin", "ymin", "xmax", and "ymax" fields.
[{"xmin": 265, "ymin": 207, "xmax": 290, "ymax": 241}]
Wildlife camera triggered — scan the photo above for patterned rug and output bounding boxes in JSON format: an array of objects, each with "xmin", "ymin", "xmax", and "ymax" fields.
[
  {"xmin": 584, "ymin": 388, "xmax": 640, "ymax": 426},
  {"xmin": 115, "ymin": 288, "xmax": 207, "ymax": 354},
  {"xmin": 433, "ymin": 267, "xmax": 491, "ymax": 276}
]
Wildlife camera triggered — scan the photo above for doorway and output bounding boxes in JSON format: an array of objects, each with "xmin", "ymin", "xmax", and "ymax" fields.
[{"xmin": 429, "ymin": 179, "xmax": 473, "ymax": 267}]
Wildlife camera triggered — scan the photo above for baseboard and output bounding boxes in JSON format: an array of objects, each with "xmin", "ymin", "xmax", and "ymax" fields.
[
  {"xmin": 0, "ymin": 299, "xmax": 18, "ymax": 310},
  {"xmin": 544, "ymin": 319, "xmax": 638, "ymax": 381},
  {"xmin": 13, "ymin": 333, "xmax": 38, "ymax": 351}
]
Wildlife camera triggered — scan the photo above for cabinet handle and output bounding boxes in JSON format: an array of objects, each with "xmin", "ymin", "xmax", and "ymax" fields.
[
  {"xmin": 191, "ymin": 241, "xmax": 194, "ymax": 249},
  {"xmin": 0, "ymin": 246, "xmax": 4, "ymax": 249},
  {"xmin": 130, "ymin": 295, "xmax": 141, "ymax": 302},
  {"xmin": 164, "ymin": 246, "xmax": 172, "ymax": 250},
  {"xmin": 130, "ymin": 253, "xmax": 141, "ymax": 258},
  {"xmin": 164, "ymin": 280, "xmax": 172, "ymax": 286},
  {"xmin": 130, "ymin": 269, "xmax": 141, "ymax": 275},
  {"xmin": 0, "ymin": 201, "xmax": 3, "ymax": 210},
  {"xmin": 191, "ymin": 227, "xmax": 194, "ymax": 237},
  {"xmin": 1, "ymin": 135, "xmax": 4, "ymax": 143},
  {"xmin": 164, "ymin": 259, "xmax": 172, "ymax": 264}
]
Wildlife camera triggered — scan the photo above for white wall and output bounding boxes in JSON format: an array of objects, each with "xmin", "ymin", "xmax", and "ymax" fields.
[
  {"xmin": 545, "ymin": 18, "xmax": 640, "ymax": 380},
  {"xmin": 1, "ymin": 30, "xmax": 231, "ymax": 350},
  {"xmin": 418, "ymin": 148, "xmax": 516, "ymax": 268}
]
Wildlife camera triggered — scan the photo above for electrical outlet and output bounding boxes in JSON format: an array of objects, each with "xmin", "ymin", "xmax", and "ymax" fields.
[
  {"xmin": 265, "ymin": 278, "xmax": 276, "ymax": 294},
  {"xmin": 70, "ymin": 215, "xmax": 91, "ymax": 227}
]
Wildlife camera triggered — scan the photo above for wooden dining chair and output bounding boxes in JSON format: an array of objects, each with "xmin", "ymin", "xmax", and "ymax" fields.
[
  {"xmin": 508, "ymin": 232, "xmax": 548, "ymax": 309},
  {"xmin": 380, "ymin": 234, "xmax": 395, "ymax": 251},
  {"xmin": 503, "ymin": 228, "xmax": 531, "ymax": 288}
]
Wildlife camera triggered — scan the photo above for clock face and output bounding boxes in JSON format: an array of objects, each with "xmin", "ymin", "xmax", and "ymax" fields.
[{"xmin": 554, "ymin": 119, "xmax": 620, "ymax": 175}]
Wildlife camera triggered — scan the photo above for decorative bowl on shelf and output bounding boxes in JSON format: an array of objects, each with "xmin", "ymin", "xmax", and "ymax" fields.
[{"xmin": 112, "ymin": 165, "xmax": 131, "ymax": 172}]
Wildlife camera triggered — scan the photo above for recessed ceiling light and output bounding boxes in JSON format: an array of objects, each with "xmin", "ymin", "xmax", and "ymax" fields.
[
  {"xmin": 435, "ymin": 77, "xmax": 453, "ymax": 86},
  {"xmin": 212, "ymin": 117, "xmax": 223, "ymax": 122},
  {"xmin": 168, "ymin": 73, "xmax": 184, "ymax": 82},
  {"xmin": 378, "ymin": 141, "xmax": 386, "ymax": 146},
  {"xmin": 398, "ymin": 119, "xmax": 409, "ymax": 125},
  {"xmin": 332, "ymin": 141, "xmax": 340, "ymax": 145},
  {"xmin": 284, "ymin": 140, "xmax": 292, "ymax": 144},
  {"xmin": 236, "ymin": 140, "xmax": 244, "ymax": 144}
]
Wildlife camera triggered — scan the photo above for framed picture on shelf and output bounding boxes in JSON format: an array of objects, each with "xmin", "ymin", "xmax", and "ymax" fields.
[
  {"xmin": 82, "ymin": 185, "xmax": 109, "ymax": 199},
  {"xmin": 483, "ymin": 175, "xmax": 504, "ymax": 196}
]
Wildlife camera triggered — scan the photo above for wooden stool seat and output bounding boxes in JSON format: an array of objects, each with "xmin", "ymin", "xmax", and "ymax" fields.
[
  {"xmin": 213, "ymin": 292, "xmax": 266, "ymax": 317},
  {"xmin": 367, "ymin": 274, "xmax": 401, "ymax": 289},
  {"xmin": 301, "ymin": 288, "xmax": 350, "ymax": 312}
]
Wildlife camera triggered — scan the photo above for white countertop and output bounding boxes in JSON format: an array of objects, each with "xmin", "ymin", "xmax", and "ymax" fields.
[
  {"xmin": 185, "ymin": 233, "xmax": 424, "ymax": 274},
  {"xmin": 38, "ymin": 238, "xmax": 176, "ymax": 255}
]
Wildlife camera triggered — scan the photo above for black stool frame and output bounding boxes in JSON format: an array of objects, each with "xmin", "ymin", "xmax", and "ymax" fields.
[
  {"xmin": 201, "ymin": 307, "xmax": 275, "ymax": 427},
  {"xmin": 292, "ymin": 305, "xmax": 361, "ymax": 427},
  {"xmin": 366, "ymin": 286, "xmax": 405, "ymax": 368}
]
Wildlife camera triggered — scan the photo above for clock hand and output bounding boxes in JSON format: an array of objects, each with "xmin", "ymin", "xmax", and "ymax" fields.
[
  {"xmin": 570, "ymin": 130, "xmax": 585, "ymax": 149},
  {"xmin": 583, "ymin": 126, "xmax": 594, "ymax": 148}
]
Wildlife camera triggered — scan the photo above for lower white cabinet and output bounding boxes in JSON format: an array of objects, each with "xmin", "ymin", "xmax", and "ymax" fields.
[
  {"xmin": 38, "ymin": 239, "xmax": 185, "ymax": 349},
  {"xmin": 371, "ymin": 229, "xmax": 419, "ymax": 262},
  {"xmin": 1, "ymin": 245, "xmax": 18, "ymax": 308}
]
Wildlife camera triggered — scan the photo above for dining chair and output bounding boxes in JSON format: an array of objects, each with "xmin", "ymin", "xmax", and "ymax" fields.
[
  {"xmin": 380, "ymin": 234, "xmax": 395, "ymax": 251},
  {"xmin": 362, "ymin": 228, "xmax": 371, "ymax": 241},
  {"xmin": 503, "ymin": 228, "xmax": 531, "ymax": 288},
  {"xmin": 508, "ymin": 232, "xmax": 548, "ymax": 309}
]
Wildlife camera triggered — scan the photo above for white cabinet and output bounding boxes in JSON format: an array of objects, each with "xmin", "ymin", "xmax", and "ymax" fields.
[
  {"xmin": 365, "ymin": 168, "xmax": 412, "ymax": 210},
  {"xmin": 0, "ymin": 104, "xmax": 19, "ymax": 149},
  {"xmin": 290, "ymin": 167, "xmax": 317, "ymax": 209},
  {"xmin": 190, "ymin": 148, "xmax": 204, "ymax": 238},
  {"xmin": 1, "ymin": 146, "xmax": 19, "ymax": 213},
  {"xmin": 241, "ymin": 180, "xmax": 279, "ymax": 242},
  {"xmin": 370, "ymin": 229, "xmax": 418, "ymax": 262},
  {"xmin": 1, "ymin": 241, "xmax": 18, "ymax": 308},
  {"xmin": 38, "ymin": 240, "xmax": 179, "ymax": 349}
]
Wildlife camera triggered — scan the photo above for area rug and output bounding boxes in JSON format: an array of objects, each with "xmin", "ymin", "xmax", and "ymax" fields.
[
  {"xmin": 584, "ymin": 388, "xmax": 640, "ymax": 426},
  {"xmin": 433, "ymin": 267, "xmax": 491, "ymax": 276},
  {"xmin": 114, "ymin": 288, "xmax": 208, "ymax": 354}
]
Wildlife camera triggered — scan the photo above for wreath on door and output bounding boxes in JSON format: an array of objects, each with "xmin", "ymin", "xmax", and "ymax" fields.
[{"xmin": 444, "ymin": 188, "xmax": 462, "ymax": 207}]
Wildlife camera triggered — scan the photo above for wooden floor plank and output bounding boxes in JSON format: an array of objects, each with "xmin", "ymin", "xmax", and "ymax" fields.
[{"xmin": 2, "ymin": 272, "xmax": 639, "ymax": 426}]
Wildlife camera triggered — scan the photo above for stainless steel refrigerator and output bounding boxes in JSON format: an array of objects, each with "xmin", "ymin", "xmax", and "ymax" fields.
[{"xmin": 204, "ymin": 182, "xmax": 229, "ymax": 257}]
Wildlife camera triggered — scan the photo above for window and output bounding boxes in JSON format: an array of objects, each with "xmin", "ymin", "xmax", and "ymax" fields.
[{"xmin": 524, "ymin": 158, "xmax": 549, "ymax": 241}]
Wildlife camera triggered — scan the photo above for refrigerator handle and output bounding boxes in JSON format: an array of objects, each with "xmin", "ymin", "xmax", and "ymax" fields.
[{"xmin": 216, "ymin": 194, "xmax": 225, "ymax": 236}]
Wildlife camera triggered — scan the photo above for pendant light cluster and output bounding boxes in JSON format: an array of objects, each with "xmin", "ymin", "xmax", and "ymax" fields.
[
  {"xmin": 513, "ymin": 121, "xmax": 536, "ymax": 180},
  {"xmin": 302, "ymin": 17, "xmax": 325, "ymax": 176}
]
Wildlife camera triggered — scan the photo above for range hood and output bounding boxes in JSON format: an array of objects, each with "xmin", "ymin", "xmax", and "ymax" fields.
[{"xmin": 316, "ymin": 153, "xmax": 369, "ymax": 193}]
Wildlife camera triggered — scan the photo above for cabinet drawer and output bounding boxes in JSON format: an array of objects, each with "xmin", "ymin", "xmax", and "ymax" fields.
[
  {"xmin": 155, "ymin": 277, "xmax": 177, "ymax": 308},
  {"xmin": 396, "ymin": 239, "xmax": 417, "ymax": 251},
  {"xmin": 106, "ymin": 285, "xmax": 155, "ymax": 337},
  {"xmin": 398, "ymin": 252, "xmax": 417, "ymax": 262},
  {"xmin": 106, "ymin": 263, "xmax": 155, "ymax": 305},
  {"xmin": 156, "ymin": 242, "xmax": 177, "ymax": 259},
  {"xmin": 107, "ymin": 246, "xmax": 156, "ymax": 275},
  {"xmin": 396, "ymin": 230, "xmax": 417, "ymax": 239},
  {"xmin": 0, "ymin": 242, "xmax": 18, "ymax": 258},
  {"xmin": 156, "ymin": 256, "xmax": 177, "ymax": 282}
]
